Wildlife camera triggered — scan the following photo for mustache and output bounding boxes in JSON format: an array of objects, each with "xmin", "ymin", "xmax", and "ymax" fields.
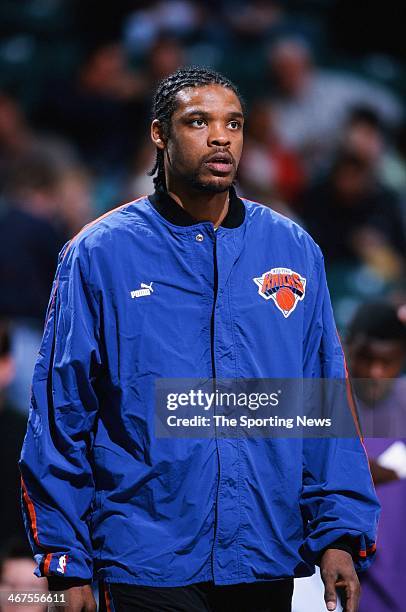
[{"xmin": 202, "ymin": 149, "xmax": 235, "ymax": 165}]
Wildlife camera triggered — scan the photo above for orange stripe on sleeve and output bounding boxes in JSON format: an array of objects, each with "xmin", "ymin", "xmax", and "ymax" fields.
[
  {"xmin": 104, "ymin": 583, "xmax": 112, "ymax": 612},
  {"xmin": 21, "ymin": 476, "xmax": 40, "ymax": 546},
  {"xmin": 335, "ymin": 330, "xmax": 363, "ymax": 440},
  {"xmin": 359, "ymin": 543, "xmax": 376, "ymax": 558},
  {"xmin": 43, "ymin": 553, "xmax": 52, "ymax": 575}
]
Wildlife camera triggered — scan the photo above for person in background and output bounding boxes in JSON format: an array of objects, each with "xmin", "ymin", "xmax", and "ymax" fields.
[
  {"xmin": 0, "ymin": 92, "xmax": 78, "ymax": 197},
  {"xmin": 0, "ymin": 93, "xmax": 35, "ymax": 189},
  {"xmin": 35, "ymin": 42, "xmax": 148, "ymax": 174},
  {"xmin": 346, "ymin": 301, "xmax": 406, "ymax": 612},
  {"xmin": 126, "ymin": 138, "xmax": 156, "ymax": 200},
  {"xmin": 57, "ymin": 167, "xmax": 94, "ymax": 237},
  {"xmin": 0, "ymin": 154, "xmax": 67, "ymax": 412},
  {"xmin": 341, "ymin": 107, "xmax": 386, "ymax": 168},
  {"xmin": 145, "ymin": 36, "xmax": 186, "ymax": 86},
  {"xmin": 299, "ymin": 150, "xmax": 406, "ymax": 273},
  {"xmin": 381, "ymin": 120, "xmax": 406, "ymax": 209},
  {"xmin": 0, "ymin": 154, "xmax": 67, "ymax": 321},
  {"xmin": 238, "ymin": 99, "xmax": 305, "ymax": 210},
  {"xmin": 266, "ymin": 38, "xmax": 402, "ymax": 175},
  {"xmin": 341, "ymin": 107, "xmax": 406, "ymax": 219},
  {"xmin": 0, "ymin": 322, "xmax": 27, "ymax": 545}
]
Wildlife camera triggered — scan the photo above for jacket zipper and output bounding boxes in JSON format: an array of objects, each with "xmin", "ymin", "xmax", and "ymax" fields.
[
  {"xmin": 210, "ymin": 231, "xmax": 221, "ymax": 580},
  {"xmin": 210, "ymin": 233, "xmax": 218, "ymax": 379}
]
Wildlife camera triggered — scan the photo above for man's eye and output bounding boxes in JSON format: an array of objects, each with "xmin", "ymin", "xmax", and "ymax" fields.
[
  {"xmin": 229, "ymin": 121, "xmax": 241, "ymax": 129},
  {"xmin": 191, "ymin": 119, "xmax": 206, "ymax": 127}
]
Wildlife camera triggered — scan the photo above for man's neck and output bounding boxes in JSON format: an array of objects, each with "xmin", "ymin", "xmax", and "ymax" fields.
[{"xmin": 166, "ymin": 181, "xmax": 230, "ymax": 228}]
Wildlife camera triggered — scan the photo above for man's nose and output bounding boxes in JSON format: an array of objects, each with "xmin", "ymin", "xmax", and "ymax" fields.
[
  {"xmin": 208, "ymin": 124, "xmax": 230, "ymax": 147},
  {"xmin": 369, "ymin": 361, "xmax": 385, "ymax": 380}
]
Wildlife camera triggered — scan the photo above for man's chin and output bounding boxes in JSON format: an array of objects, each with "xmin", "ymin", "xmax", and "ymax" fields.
[
  {"xmin": 191, "ymin": 175, "xmax": 234, "ymax": 194},
  {"xmin": 353, "ymin": 380, "xmax": 394, "ymax": 405}
]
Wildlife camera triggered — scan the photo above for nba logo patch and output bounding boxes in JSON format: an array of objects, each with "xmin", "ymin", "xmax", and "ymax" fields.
[
  {"xmin": 253, "ymin": 267, "xmax": 306, "ymax": 318},
  {"xmin": 57, "ymin": 554, "xmax": 68, "ymax": 574}
]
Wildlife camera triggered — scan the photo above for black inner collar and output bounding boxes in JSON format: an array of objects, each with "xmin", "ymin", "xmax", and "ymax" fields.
[{"xmin": 148, "ymin": 186, "xmax": 245, "ymax": 228}]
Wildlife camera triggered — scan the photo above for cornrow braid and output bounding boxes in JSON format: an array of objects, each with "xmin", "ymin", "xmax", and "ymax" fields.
[{"xmin": 148, "ymin": 66, "xmax": 244, "ymax": 192}]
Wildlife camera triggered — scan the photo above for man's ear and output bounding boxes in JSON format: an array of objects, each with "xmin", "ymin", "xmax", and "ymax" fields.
[{"xmin": 151, "ymin": 120, "xmax": 165, "ymax": 150}]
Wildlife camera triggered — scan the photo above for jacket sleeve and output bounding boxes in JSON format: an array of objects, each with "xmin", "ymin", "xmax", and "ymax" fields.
[
  {"xmin": 19, "ymin": 239, "xmax": 101, "ymax": 581},
  {"xmin": 300, "ymin": 247, "xmax": 380, "ymax": 572}
]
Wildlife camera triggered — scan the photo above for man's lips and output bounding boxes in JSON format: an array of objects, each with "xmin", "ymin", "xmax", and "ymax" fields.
[{"xmin": 204, "ymin": 153, "xmax": 234, "ymax": 175}]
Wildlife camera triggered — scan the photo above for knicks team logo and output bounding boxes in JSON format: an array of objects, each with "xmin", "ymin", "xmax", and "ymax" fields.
[{"xmin": 253, "ymin": 267, "xmax": 306, "ymax": 318}]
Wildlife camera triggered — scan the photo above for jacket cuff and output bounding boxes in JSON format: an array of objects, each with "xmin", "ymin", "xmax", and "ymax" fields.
[
  {"xmin": 47, "ymin": 577, "xmax": 92, "ymax": 591},
  {"xmin": 323, "ymin": 536, "xmax": 356, "ymax": 559},
  {"xmin": 33, "ymin": 551, "xmax": 93, "ymax": 581}
]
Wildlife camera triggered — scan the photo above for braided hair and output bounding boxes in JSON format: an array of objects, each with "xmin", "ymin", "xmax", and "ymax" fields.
[{"xmin": 149, "ymin": 66, "xmax": 244, "ymax": 192}]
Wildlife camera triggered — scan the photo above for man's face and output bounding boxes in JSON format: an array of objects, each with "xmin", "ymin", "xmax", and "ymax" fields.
[
  {"xmin": 333, "ymin": 164, "xmax": 371, "ymax": 202},
  {"xmin": 348, "ymin": 336, "xmax": 406, "ymax": 404},
  {"xmin": 156, "ymin": 84, "xmax": 244, "ymax": 193}
]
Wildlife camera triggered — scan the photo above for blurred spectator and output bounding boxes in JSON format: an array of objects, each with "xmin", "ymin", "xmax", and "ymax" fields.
[
  {"xmin": 299, "ymin": 150, "xmax": 406, "ymax": 276},
  {"xmin": 346, "ymin": 302, "xmax": 406, "ymax": 612},
  {"xmin": 0, "ymin": 322, "xmax": 27, "ymax": 545},
  {"xmin": 124, "ymin": 1, "xmax": 202, "ymax": 55},
  {"xmin": 127, "ymin": 139, "xmax": 156, "ymax": 200},
  {"xmin": 341, "ymin": 107, "xmax": 386, "ymax": 167},
  {"xmin": 0, "ymin": 93, "xmax": 33, "ymax": 187},
  {"xmin": 348, "ymin": 302, "xmax": 406, "ymax": 434},
  {"xmin": 0, "ymin": 154, "xmax": 67, "ymax": 412},
  {"xmin": 35, "ymin": 42, "xmax": 148, "ymax": 173},
  {"xmin": 381, "ymin": 121, "xmax": 406, "ymax": 202},
  {"xmin": 239, "ymin": 100, "xmax": 305, "ymax": 208},
  {"xmin": 121, "ymin": 36, "xmax": 186, "ymax": 201},
  {"xmin": 342, "ymin": 108, "xmax": 406, "ymax": 215},
  {"xmin": 57, "ymin": 167, "xmax": 94, "ymax": 237},
  {"xmin": 224, "ymin": 0, "xmax": 283, "ymax": 41},
  {"xmin": 266, "ymin": 38, "xmax": 402, "ymax": 174},
  {"xmin": 0, "ymin": 539, "xmax": 47, "ymax": 612},
  {"xmin": 146, "ymin": 36, "xmax": 186, "ymax": 85},
  {"xmin": 0, "ymin": 92, "xmax": 77, "ymax": 195},
  {"xmin": 0, "ymin": 154, "xmax": 66, "ymax": 321}
]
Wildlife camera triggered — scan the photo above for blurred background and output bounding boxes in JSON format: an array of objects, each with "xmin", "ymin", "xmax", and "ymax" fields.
[{"xmin": 0, "ymin": 1, "xmax": 405, "ymax": 610}]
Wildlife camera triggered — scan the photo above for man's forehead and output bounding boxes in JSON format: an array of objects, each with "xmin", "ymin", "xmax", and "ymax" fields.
[
  {"xmin": 354, "ymin": 336, "xmax": 406, "ymax": 358},
  {"xmin": 174, "ymin": 84, "xmax": 242, "ymax": 114}
]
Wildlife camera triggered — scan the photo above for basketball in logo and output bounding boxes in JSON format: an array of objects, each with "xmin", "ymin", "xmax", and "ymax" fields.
[{"xmin": 276, "ymin": 287, "xmax": 295, "ymax": 312}]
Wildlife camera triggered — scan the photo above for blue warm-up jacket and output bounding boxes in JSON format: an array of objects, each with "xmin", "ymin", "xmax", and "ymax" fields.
[{"xmin": 19, "ymin": 188, "xmax": 379, "ymax": 586}]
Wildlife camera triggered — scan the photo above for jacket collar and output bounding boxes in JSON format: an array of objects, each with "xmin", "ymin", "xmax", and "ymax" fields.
[{"xmin": 148, "ymin": 186, "xmax": 245, "ymax": 228}]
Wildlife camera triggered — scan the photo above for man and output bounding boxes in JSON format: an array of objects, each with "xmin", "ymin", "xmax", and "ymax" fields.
[
  {"xmin": 20, "ymin": 67, "xmax": 379, "ymax": 612},
  {"xmin": 346, "ymin": 302, "xmax": 406, "ymax": 612}
]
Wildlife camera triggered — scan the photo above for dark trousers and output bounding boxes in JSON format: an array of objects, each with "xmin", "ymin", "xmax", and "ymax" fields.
[{"xmin": 99, "ymin": 579, "xmax": 293, "ymax": 612}]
